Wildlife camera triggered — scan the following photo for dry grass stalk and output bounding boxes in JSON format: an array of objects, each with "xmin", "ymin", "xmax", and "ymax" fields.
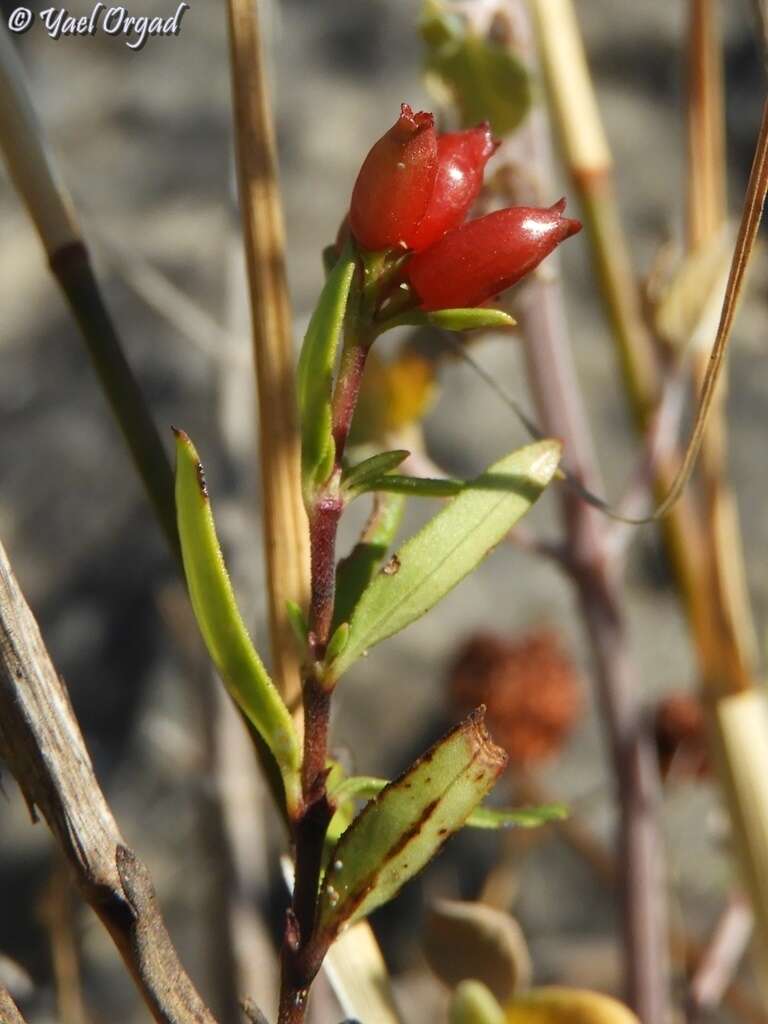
[
  {"xmin": 0, "ymin": 537, "xmax": 218, "ymax": 1024},
  {"xmin": 529, "ymin": 0, "xmax": 657, "ymax": 422},
  {"xmin": 684, "ymin": 2, "xmax": 768, "ymax": 991},
  {"xmin": 225, "ymin": 0, "xmax": 310, "ymax": 711},
  {"xmin": 497, "ymin": 5, "xmax": 669, "ymax": 1017},
  {"xmin": 687, "ymin": 0, "xmax": 727, "ymax": 248},
  {"xmin": 0, "ymin": 26, "xmax": 178, "ymax": 559},
  {"xmin": 41, "ymin": 860, "xmax": 90, "ymax": 1024},
  {"xmin": 537, "ymin": 0, "xmax": 768, "ymax": 998},
  {"xmin": 530, "ymin": 0, "xmax": 717, "ymax": 671},
  {"xmin": 686, "ymin": 0, "xmax": 759, "ymax": 690},
  {"xmin": 0, "ymin": 25, "xmax": 78, "ymax": 255}
]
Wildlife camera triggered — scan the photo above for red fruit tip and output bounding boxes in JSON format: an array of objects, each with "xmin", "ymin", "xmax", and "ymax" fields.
[
  {"xmin": 548, "ymin": 198, "xmax": 581, "ymax": 241},
  {"xmin": 398, "ymin": 102, "xmax": 434, "ymax": 133},
  {"xmin": 477, "ymin": 121, "xmax": 500, "ymax": 159}
]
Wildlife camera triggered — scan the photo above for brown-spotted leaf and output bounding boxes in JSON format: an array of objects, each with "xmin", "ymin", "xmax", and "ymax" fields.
[{"xmin": 316, "ymin": 710, "xmax": 507, "ymax": 941}]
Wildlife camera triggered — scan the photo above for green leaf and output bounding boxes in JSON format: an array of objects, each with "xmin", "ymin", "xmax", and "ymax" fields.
[
  {"xmin": 466, "ymin": 803, "xmax": 568, "ymax": 829},
  {"xmin": 328, "ymin": 440, "xmax": 561, "ymax": 681},
  {"xmin": 449, "ymin": 981, "xmax": 505, "ymax": 1024},
  {"xmin": 420, "ymin": 1, "xmax": 533, "ymax": 136},
  {"xmin": 341, "ymin": 450, "xmax": 410, "ymax": 496},
  {"xmin": 333, "ymin": 492, "xmax": 405, "ymax": 631},
  {"xmin": 325, "ymin": 621, "xmax": 350, "ymax": 665},
  {"xmin": 375, "ymin": 307, "xmax": 515, "ymax": 336},
  {"xmin": 286, "ymin": 599, "xmax": 309, "ymax": 651},
  {"xmin": 174, "ymin": 430, "xmax": 302, "ymax": 814},
  {"xmin": 329, "ymin": 776, "xmax": 567, "ymax": 830},
  {"xmin": 316, "ymin": 710, "xmax": 507, "ymax": 939},
  {"xmin": 427, "ymin": 308, "xmax": 516, "ymax": 332},
  {"xmin": 328, "ymin": 775, "xmax": 388, "ymax": 804},
  {"xmin": 361, "ymin": 474, "xmax": 464, "ymax": 498},
  {"xmin": 297, "ymin": 243, "xmax": 356, "ymax": 496}
]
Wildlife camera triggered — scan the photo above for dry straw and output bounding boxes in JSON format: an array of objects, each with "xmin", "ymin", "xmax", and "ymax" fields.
[{"xmin": 535, "ymin": 0, "xmax": 768, "ymax": 993}]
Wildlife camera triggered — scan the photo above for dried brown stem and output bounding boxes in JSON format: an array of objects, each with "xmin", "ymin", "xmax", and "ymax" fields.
[
  {"xmin": 42, "ymin": 858, "xmax": 90, "ymax": 1024},
  {"xmin": 0, "ymin": 536, "xmax": 218, "ymax": 1024},
  {"xmin": 0, "ymin": 988, "xmax": 29, "ymax": 1024},
  {"xmin": 49, "ymin": 242, "xmax": 180, "ymax": 562},
  {"xmin": 226, "ymin": 0, "xmax": 310, "ymax": 711}
]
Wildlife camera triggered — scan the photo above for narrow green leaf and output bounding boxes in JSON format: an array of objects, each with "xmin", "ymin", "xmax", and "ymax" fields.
[
  {"xmin": 329, "ymin": 440, "xmax": 562, "ymax": 680},
  {"xmin": 174, "ymin": 430, "xmax": 302, "ymax": 814},
  {"xmin": 427, "ymin": 308, "xmax": 516, "ymax": 332},
  {"xmin": 467, "ymin": 803, "xmax": 568, "ymax": 829},
  {"xmin": 333, "ymin": 492, "xmax": 405, "ymax": 631},
  {"xmin": 329, "ymin": 775, "xmax": 387, "ymax": 804},
  {"xmin": 297, "ymin": 244, "xmax": 356, "ymax": 495},
  {"xmin": 362, "ymin": 474, "xmax": 464, "ymax": 498},
  {"xmin": 325, "ymin": 621, "xmax": 350, "ymax": 665},
  {"xmin": 316, "ymin": 710, "xmax": 507, "ymax": 939},
  {"xmin": 286, "ymin": 599, "xmax": 309, "ymax": 651},
  {"xmin": 342, "ymin": 450, "xmax": 410, "ymax": 496},
  {"xmin": 329, "ymin": 777, "xmax": 566, "ymax": 830},
  {"xmin": 374, "ymin": 307, "xmax": 515, "ymax": 337}
]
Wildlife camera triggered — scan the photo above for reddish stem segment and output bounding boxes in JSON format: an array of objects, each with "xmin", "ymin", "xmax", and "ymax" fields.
[
  {"xmin": 331, "ymin": 338, "xmax": 370, "ymax": 458},
  {"xmin": 279, "ymin": 309, "xmax": 376, "ymax": 1022}
]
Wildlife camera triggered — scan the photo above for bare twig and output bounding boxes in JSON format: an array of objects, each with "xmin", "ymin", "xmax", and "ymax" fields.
[
  {"xmin": 501, "ymin": 6, "xmax": 669, "ymax": 1020},
  {"xmin": 0, "ymin": 27, "xmax": 179, "ymax": 561},
  {"xmin": 0, "ymin": 537, "xmax": 218, "ymax": 1024},
  {"xmin": 607, "ymin": 361, "xmax": 690, "ymax": 559},
  {"xmin": 687, "ymin": 893, "xmax": 754, "ymax": 1021}
]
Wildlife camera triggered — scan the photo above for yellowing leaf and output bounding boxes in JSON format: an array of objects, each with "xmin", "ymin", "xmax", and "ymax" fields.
[
  {"xmin": 450, "ymin": 981, "xmax": 505, "ymax": 1024},
  {"xmin": 504, "ymin": 988, "xmax": 640, "ymax": 1024}
]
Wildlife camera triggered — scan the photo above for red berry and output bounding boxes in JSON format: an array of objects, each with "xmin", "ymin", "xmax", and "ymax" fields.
[
  {"xmin": 407, "ymin": 124, "xmax": 498, "ymax": 252},
  {"xmin": 407, "ymin": 199, "xmax": 582, "ymax": 310},
  {"xmin": 349, "ymin": 103, "xmax": 438, "ymax": 252}
]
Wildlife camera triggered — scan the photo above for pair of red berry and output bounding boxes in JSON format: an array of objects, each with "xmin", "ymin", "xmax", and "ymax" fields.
[{"xmin": 346, "ymin": 103, "xmax": 581, "ymax": 311}]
